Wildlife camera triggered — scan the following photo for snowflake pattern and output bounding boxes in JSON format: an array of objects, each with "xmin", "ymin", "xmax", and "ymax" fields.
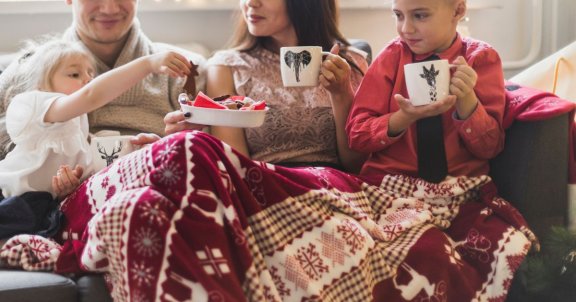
[
  {"xmin": 130, "ymin": 289, "xmax": 151, "ymax": 302},
  {"xmin": 381, "ymin": 224, "xmax": 405, "ymax": 241},
  {"xmin": 295, "ymin": 243, "xmax": 329, "ymax": 280},
  {"xmin": 154, "ymin": 161, "xmax": 184, "ymax": 187},
  {"xmin": 133, "ymin": 227, "xmax": 162, "ymax": 257},
  {"xmin": 130, "ymin": 261, "xmax": 155, "ymax": 287},
  {"xmin": 337, "ymin": 219, "xmax": 366, "ymax": 253},
  {"xmin": 139, "ymin": 199, "xmax": 170, "ymax": 226},
  {"xmin": 156, "ymin": 140, "xmax": 180, "ymax": 161}
]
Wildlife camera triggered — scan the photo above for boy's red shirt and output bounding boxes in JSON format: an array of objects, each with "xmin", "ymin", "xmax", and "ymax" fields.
[{"xmin": 347, "ymin": 35, "xmax": 505, "ymax": 178}]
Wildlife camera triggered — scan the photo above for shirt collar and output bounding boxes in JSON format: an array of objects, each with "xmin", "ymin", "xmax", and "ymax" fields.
[{"xmin": 412, "ymin": 33, "xmax": 462, "ymax": 61}]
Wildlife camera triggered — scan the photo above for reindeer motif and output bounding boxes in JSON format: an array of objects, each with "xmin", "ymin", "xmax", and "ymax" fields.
[
  {"xmin": 420, "ymin": 64, "xmax": 441, "ymax": 102},
  {"xmin": 284, "ymin": 50, "xmax": 312, "ymax": 82},
  {"xmin": 393, "ymin": 262, "xmax": 438, "ymax": 300},
  {"xmin": 97, "ymin": 142, "xmax": 123, "ymax": 167}
]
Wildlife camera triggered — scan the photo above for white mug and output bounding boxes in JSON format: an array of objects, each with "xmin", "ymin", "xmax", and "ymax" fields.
[
  {"xmin": 90, "ymin": 135, "xmax": 136, "ymax": 171},
  {"xmin": 280, "ymin": 46, "xmax": 329, "ymax": 87},
  {"xmin": 404, "ymin": 59, "xmax": 450, "ymax": 106}
]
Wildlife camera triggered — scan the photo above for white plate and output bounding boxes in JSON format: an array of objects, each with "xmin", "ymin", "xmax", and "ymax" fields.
[{"xmin": 181, "ymin": 104, "xmax": 269, "ymax": 128}]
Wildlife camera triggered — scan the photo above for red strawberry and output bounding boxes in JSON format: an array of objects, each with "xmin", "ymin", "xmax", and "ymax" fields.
[{"xmin": 193, "ymin": 91, "xmax": 227, "ymax": 109}]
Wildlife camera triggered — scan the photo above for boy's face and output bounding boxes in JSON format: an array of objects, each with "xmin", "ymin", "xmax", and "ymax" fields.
[{"xmin": 392, "ymin": 0, "xmax": 463, "ymax": 55}]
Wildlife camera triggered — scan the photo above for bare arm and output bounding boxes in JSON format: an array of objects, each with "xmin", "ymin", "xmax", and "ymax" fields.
[
  {"xmin": 206, "ymin": 65, "xmax": 249, "ymax": 157},
  {"xmin": 45, "ymin": 51, "xmax": 191, "ymax": 123}
]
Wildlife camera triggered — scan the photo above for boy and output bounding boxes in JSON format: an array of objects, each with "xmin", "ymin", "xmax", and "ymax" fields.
[{"xmin": 346, "ymin": 0, "xmax": 505, "ymax": 183}]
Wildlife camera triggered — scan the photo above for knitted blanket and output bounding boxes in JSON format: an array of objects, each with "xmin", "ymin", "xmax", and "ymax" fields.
[{"xmin": 1, "ymin": 131, "xmax": 533, "ymax": 301}]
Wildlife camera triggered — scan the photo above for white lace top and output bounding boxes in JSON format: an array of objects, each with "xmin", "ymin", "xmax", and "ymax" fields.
[
  {"xmin": 207, "ymin": 47, "xmax": 365, "ymax": 164},
  {"xmin": 0, "ymin": 91, "xmax": 93, "ymax": 197}
]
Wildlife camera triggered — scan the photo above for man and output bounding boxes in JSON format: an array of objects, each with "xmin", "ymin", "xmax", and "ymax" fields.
[{"xmin": 0, "ymin": 0, "xmax": 206, "ymax": 156}]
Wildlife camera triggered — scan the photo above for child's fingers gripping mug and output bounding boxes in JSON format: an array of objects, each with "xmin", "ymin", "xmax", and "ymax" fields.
[
  {"xmin": 90, "ymin": 135, "xmax": 136, "ymax": 171},
  {"xmin": 280, "ymin": 46, "xmax": 330, "ymax": 87},
  {"xmin": 404, "ymin": 59, "xmax": 451, "ymax": 106}
]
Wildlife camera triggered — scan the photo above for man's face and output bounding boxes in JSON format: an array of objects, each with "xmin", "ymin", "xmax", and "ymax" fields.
[{"xmin": 67, "ymin": 0, "xmax": 137, "ymax": 45}]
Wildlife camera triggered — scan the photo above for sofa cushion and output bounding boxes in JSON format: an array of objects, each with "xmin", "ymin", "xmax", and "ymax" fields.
[{"xmin": 0, "ymin": 269, "xmax": 77, "ymax": 302}]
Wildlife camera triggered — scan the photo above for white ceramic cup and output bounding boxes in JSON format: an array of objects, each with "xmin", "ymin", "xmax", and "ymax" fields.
[
  {"xmin": 90, "ymin": 135, "xmax": 136, "ymax": 171},
  {"xmin": 404, "ymin": 59, "xmax": 450, "ymax": 106},
  {"xmin": 280, "ymin": 46, "xmax": 329, "ymax": 87}
]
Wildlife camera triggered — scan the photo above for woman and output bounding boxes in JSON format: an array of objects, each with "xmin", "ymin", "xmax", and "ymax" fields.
[{"xmin": 165, "ymin": 0, "xmax": 368, "ymax": 173}]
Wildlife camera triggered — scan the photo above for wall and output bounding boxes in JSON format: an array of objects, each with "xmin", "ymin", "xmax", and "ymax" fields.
[{"xmin": 0, "ymin": 0, "xmax": 575, "ymax": 78}]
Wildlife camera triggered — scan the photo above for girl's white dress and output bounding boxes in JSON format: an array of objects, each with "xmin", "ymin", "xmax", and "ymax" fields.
[{"xmin": 0, "ymin": 90, "xmax": 93, "ymax": 198}]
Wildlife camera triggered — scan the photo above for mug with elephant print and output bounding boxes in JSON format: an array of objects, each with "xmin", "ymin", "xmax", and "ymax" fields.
[
  {"xmin": 404, "ymin": 59, "xmax": 450, "ymax": 106},
  {"xmin": 280, "ymin": 46, "xmax": 330, "ymax": 87}
]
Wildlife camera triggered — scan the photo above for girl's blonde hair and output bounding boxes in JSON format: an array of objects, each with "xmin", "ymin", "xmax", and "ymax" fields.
[{"xmin": 15, "ymin": 35, "xmax": 94, "ymax": 93}]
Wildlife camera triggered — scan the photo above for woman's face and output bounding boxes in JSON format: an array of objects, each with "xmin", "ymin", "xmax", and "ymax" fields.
[{"xmin": 240, "ymin": 0, "xmax": 297, "ymax": 47}]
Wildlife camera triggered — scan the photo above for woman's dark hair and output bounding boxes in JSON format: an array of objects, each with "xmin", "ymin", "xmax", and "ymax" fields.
[{"xmin": 229, "ymin": 0, "xmax": 362, "ymax": 73}]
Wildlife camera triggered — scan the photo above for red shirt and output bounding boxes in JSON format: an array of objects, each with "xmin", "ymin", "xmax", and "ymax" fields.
[{"xmin": 346, "ymin": 35, "xmax": 505, "ymax": 178}]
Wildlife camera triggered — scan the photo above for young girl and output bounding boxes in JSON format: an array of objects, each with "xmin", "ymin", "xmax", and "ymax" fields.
[{"xmin": 0, "ymin": 38, "xmax": 191, "ymax": 201}]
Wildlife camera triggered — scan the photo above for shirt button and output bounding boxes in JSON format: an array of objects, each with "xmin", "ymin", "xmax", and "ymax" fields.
[
  {"xmin": 465, "ymin": 128, "xmax": 472, "ymax": 134},
  {"xmin": 380, "ymin": 140, "xmax": 386, "ymax": 145}
]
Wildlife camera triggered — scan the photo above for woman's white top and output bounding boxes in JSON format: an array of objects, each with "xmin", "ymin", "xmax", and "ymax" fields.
[{"xmin": 0, "ymin": 90, "xmax": 93, "ymax": 198}]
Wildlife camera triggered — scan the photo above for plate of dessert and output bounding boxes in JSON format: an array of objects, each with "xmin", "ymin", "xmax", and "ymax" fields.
[{"xmin": 179, "ymin": 92, "xmax": 269, "ymax": 128}]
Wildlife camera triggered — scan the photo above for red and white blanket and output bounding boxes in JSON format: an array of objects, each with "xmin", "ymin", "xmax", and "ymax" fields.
[{"xmin": 1, "ymin": 131, "xmax": 534, "ymax": 301}]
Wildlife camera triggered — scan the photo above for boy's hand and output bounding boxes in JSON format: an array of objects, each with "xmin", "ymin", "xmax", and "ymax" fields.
[
  {"xmin": 388, "ymin": 94, "xmax": 456, "ymax": 136},
  {"xmin": 52, "ymin": 165, "xmax": 83, "ymax": 200},
  {"xmin": 320, "ymin": 44, "xmax": 354, "ymax": 99},
  {"xmin": 396, "ymin": 94, "xmax": 457, "ymax": 120},
  {"xmin": 152, "ymin": 51, "xmax": 192, "ymax": 78},
  {"xmin": 450, "ymin": 56, "xmax": 479, "ymax": 119}
]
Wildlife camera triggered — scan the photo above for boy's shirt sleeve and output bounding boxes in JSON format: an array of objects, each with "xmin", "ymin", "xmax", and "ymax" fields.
[
  {"xmin": 346, "ymin": 44, "xmax": 404, "ymax": 153},
  {"xmin": 453, "ymin": 46, "xmax": 506, "ymax": 159}
]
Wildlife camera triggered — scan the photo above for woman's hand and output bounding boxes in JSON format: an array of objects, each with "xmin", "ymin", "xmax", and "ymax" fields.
[
  {"xmin": 320, "ymin": 44, "xmax": 354, "ymax": 99},
  {"xmin": 52, "ymin": 165, "xmax": 83, "ymax": 200},
  {"xmin": 164, "ymin": 110, "xmax": 205, "ymax": 135},
  {"xmin": 150, "ymin": 51, "xmax": 192, "ymax": 78}
]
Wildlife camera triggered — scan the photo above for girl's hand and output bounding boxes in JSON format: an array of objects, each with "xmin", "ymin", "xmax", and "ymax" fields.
[
  {"xmin": 320, "ymin": 44, "xmax": 354, "ymax": 99},
  {"xmin": 163, "ymin": 110, "xmax": 205, "ymax": 135},
  {"xmin": 150, "ymin": 51, "xmax": 192, "ymax": 78},
  {"xmin": 52, "ymin": 165, "xmax": 83, "ymax": 200}
]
